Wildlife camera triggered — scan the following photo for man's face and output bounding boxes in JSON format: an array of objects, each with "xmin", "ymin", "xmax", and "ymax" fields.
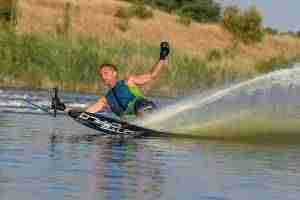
[{"xmin": 99, "ymin": 66, "xmax": 117, "ymax": 87}]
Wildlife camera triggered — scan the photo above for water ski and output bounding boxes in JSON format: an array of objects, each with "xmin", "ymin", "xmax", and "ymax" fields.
[
  {"xmin": 23, "ymin": 88, "xmax": 164, "ymax": 137},
  {"xmin": 68, "ymin": 110, "xmax": 162, "ymax": 137}
]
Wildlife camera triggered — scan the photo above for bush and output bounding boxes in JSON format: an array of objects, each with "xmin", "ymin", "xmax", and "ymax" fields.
[
  {"xmin": 0, "ymin": 0, "xmax": 11, "ymax": 20},
  {"xmin": 176, "ymin": 11, "xmax": 192, "ymax": 26},
  {"xmin": 242, "ymin": 7, "xmax": 264, "ymax": 41},
  {"xmin": 0, "ymin": 8, "xmax": 10, "ymax": 21},
  {"xmin": 222, "ymin": 6, "xmax": 264, "ymax": 43},
  {"xmin": 178, "ymin": 0, "xmax": 221, "ymax": 23},
  {"xmin": 115, "ymin": 4, "xmax": 153, "ymax": 20},
  {"xmin": 264, "ymin": 27, "xmax": 278, "ymax": 35},
  {"xmin": 0, "ymin": 0, "xmax": 18, "ymax": 25},
  {"xmin": 255, "ymin": 56, "xmax": 290, "ymax": 73},
  {"xmin": 222, "ymin": 6, "xmax": 240, "ymax": 33},
  {"xmin": 207, "ymin": 48, "xmax": 222, "ymax": 61},
  {"xmin": 123, "ymin": 0, "xmax": 221, "ymax": 23},
  {"xmin": 116, "ymin": 19, "xmax": 130, "ymax": 32},
  {"xmin": 115, "ymin": 6, "xmax": 132, "ymax": 19},
  {"xmin": 131, "ymin": 4, "xmax": 153, "ymax": 19},
  {"xmin": 143, "ymin": 0, "xmax": 179, "ymax": 12}
]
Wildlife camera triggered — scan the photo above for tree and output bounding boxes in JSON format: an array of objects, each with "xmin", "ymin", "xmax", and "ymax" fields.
[
  {"xmin": 129, "ymin": 0, "xmax": 221, "ymax": 23},
  {"xmin": 222, "ymin": 6, "xmax": 264, "ymax": 43},
  {"xmin": 264, "ymin": 27, "xmax": 278, "ymax": 35},
  {"xmin": 178, "ymin": 0, "xmax": 221, "ymax": 22}
]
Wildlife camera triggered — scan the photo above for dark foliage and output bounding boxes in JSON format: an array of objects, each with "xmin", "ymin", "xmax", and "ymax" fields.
[
  {"xmin": 222, "ymin": 6, "xmax": 264, "ymax": 43},
  {"xmin": 122, "ymin": 0, "xmax": 221, "ymax": 23}
]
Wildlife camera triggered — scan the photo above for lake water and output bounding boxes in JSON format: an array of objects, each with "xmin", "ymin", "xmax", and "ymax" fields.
[{"xmin": 1, "ymin": 88, "xmax": 300, "ymax": 200}]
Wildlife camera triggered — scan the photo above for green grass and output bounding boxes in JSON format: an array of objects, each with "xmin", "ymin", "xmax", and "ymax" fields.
[
  {"xmin": 254, "ymin": 56, "xmax": 298, "ymax": 73},
  {"xmin": 0, "ymin": 27, "xmax": 299, "ymax": 96}
]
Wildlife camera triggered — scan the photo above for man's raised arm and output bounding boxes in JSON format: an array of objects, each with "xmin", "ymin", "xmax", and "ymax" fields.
[
  {"xmin": 127, "ymin": 59, "xmax": 167, "ymax": 85},
  {"xmin": 127, "ymin": 42, "xmax": 170, "ymax": 86}
]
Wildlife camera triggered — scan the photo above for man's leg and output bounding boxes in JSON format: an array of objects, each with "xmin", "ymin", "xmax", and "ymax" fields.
[{"xmin": 134, "ymin": 98, "xmax": 157, "ymax": 117}]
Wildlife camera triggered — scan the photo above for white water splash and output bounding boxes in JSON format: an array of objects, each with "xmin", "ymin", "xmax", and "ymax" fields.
[
  {"xmin": 0, "ymin": 89, "xmax": 93, "ymax": 114},
  {"xmin": 139, "ymin": 63, "xmax": 300, "ymax": 137},
  {"xmin": 67, "ymin": 103, "xmax": 88, "ymax": 108}
]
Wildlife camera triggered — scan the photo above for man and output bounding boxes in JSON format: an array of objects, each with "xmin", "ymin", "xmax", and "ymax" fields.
[
  {"xmin": 86, "ymin": 42, "xmax": 169, "ymax": 117},
  {"xmin": 54, "ymin": 42, "xmax": 170, "ymax": 118}
]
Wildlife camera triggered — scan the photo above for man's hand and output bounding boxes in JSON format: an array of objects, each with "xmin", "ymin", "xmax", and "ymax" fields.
[
  {"xmin": 160, "ymin": 42, "xmax": 170, "ymax": 60},
  {"xmin": 85, "ymin": 97, "xmax": 108, "ymax": 113}
]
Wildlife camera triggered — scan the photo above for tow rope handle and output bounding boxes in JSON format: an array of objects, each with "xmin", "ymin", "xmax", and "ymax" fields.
[{"xmin": 49, "ymin": 88, "xmax": 58, "ymax": 117}]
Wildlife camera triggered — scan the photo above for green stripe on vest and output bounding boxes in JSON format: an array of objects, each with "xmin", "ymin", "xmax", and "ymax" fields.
[
  {"xmin": 128, "ymin": 84, "xmax": 145, "ymax": 98},
  {"xmin": 123, "ymin": 85, "xmax": 145, "ymax": 116}
]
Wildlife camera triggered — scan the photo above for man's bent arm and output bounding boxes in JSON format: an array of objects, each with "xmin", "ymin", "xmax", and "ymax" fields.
[
  {"xmin": 127, "ymin": 60, "xmax": 167, "ymax": 85},
  {"xmin": 86, "ymin": 97, "xmax": 108, "ymax": 113}
]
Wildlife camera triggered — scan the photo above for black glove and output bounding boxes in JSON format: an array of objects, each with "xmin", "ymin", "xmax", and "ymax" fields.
[{"xmin": 160, "ymin": 41, "xmax": 170, "ymax": 60}]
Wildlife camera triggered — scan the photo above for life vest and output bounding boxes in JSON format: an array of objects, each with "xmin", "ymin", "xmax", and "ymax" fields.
[{"xmin": 105, "ymin": 80, "xmax": 144, "ymax": 116}]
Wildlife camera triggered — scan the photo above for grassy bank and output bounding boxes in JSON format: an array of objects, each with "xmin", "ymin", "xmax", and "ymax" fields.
[
  {"xmin": 1, "ymin": 0, "xmax": 300, "ymax": 96},
  {"xmin": 0, "ymin": 27, "xmax": 235, "ymax": 95},
  {"xmin": 1, "ymin": 26, "xmax": 300, "ymax": 96}
]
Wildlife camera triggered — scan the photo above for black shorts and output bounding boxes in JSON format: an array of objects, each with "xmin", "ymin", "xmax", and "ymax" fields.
[{"xmin": 134, "ymin": 98, "xmax": 157, "ymax": 115}]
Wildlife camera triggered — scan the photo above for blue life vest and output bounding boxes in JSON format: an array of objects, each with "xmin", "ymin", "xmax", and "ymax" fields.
[{"xmin": 105, "ymin": 80, "xmax": 138, "ymax": 116}]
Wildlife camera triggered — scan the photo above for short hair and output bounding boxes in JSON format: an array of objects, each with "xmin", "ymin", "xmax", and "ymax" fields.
[{"xmin": 98, "ymin": 63, "xmax": 118, "ymax": 73}]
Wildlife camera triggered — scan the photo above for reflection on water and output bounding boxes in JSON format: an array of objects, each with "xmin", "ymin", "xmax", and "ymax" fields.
[
  {"xmin": 48, "ymin": 139, "xmax": 166, "ymax": 200},
  {"xmin": 1, "ymin": 113, "xmax": 300, "ymax": 200}
]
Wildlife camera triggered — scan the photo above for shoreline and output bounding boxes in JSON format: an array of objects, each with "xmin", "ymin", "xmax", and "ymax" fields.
[
  {"xmin": 1, "ymin": 0, "xmax": 300, "ymax": 97},
  {"xmin": 1, "ymin": 59, "xmax": 300, "ymax": 97},
  {"xmin": 1, "ymin": 31, "xmax": 300, "ymax": 97}
]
